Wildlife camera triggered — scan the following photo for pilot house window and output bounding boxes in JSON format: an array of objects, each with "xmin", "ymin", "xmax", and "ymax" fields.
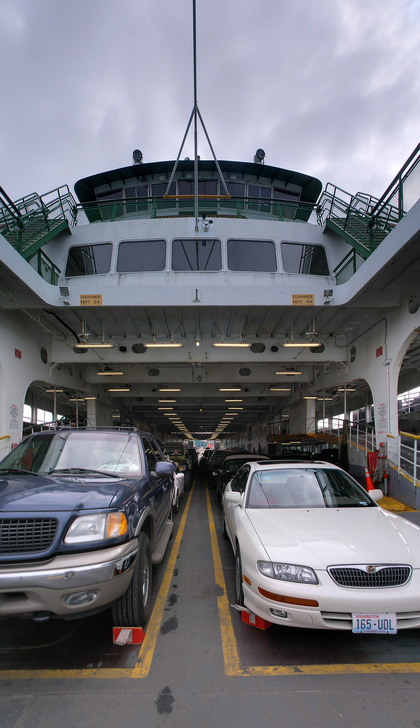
[
  {"xmin": 172, "ymin": 239, "xmax": 222, "ymax": 271},
  {"xmin": 227, "ymin": 239, "xmax": 277, "ymax": 272},
  {"xmin": 281, "ymin": 243, "xmax": 329, "ymax": 275},
  {"xmin": 65, "ymin": 243, "xmax": 112, "ymax": 277},
  {"xmin": 117, "ymin": 240, "xmax": 166, "ymax": 272}
]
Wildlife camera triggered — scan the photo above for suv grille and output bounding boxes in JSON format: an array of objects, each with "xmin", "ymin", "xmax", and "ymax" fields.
[
  {"xmin": 0, "ymin": 518, "xmax": 58, "ymax": 554},
  {"xmin": 328, "ymin": 565, "xmax": 411, "ymax": 588}
]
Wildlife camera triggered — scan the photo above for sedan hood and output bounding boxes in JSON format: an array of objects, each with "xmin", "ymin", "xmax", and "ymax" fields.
[
  {"xmin": 246, "ymin": 507, "xmax": 420, "ymax": 569},
  {"xmin": 0, "ymin": 473, "xmax": 124, "ymax": 512}
]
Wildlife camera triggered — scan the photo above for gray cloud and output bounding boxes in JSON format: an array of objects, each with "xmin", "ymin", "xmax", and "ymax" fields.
[{"xmin": 0, "ymin": 0, "xmax": 418, "ymax": 202}]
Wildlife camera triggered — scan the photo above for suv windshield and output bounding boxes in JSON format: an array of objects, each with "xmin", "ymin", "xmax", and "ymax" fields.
[
  {"xmin": 247, "ymin": 468, "xmax": 376, "ymax": 509},
  {"xmin": 0, "ymin": 431, "xmax": 142, "ymax": 476}
]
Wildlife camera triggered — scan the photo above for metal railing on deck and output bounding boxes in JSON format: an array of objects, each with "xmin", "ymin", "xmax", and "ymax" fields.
[
  {"xmin": 79, "ymin": 196, "xmax": 317, "ymax": 224},
  {"xmin": 398, "ymin": 431, "xmax": 420, "ymax": 485}
]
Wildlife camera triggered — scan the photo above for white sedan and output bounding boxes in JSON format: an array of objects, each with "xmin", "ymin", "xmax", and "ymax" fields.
[{"xmin": 222, "ymin": 460, "xmax": 420, "ymax": 633}]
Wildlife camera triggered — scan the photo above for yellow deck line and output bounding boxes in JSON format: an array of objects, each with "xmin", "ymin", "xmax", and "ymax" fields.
[
  {"xmin": 0, "ymin": 482, "xmax": 196, "ymax": 681},
  {"xmin": 206, "ymin": 487, "xmax": 245, "ymax": 676},
  {"xmin": 205, "ymin": 486, "xmax": 420, "ymax": 678}
]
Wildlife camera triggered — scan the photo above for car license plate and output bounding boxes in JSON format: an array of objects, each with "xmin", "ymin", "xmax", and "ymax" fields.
[{"xmin": 352, "ymin": 613, "xmax": 397, "ymax": 634}]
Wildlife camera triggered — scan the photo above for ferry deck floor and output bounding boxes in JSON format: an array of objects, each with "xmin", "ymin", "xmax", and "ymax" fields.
[{"xmin": 1, "ymin": 473, "xmax": 420, "ymax": 728}]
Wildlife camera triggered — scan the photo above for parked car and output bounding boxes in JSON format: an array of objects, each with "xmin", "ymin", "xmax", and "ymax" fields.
[
  {"xmin": 0, "ymin": 427, "xmax": 175, "ymax": 627},
  {"xmin": 222, "ymin": 459, "xmax": 420, "ymax": 633},
  {"xmin": 164, "ymin": 443, "xmax": 193, "ymax": 490},
  {"xmin": 214, "ymin": 453, "xmax": 270, "ymax": 497},
  {"xmin": 208, "ymin": 449, "xmax": 248, "ymax": 489}
]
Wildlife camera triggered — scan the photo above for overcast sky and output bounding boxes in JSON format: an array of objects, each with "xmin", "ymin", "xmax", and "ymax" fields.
[{"xmin": 1, "ymin": 0, "xmax": 419, "ymax": 204}]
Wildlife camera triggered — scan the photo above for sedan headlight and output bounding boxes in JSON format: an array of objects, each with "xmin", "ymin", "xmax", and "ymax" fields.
[
  {"xmin": 65, "ymin": 512, "xmax": 128, "ymax": 544},
  {"xmin": 257, "ymin": 561, "xmax": 318, "ymax": 584}
]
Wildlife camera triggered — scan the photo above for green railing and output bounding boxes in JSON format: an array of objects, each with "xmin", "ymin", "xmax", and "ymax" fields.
[
  {"xmin": 0, "ymin": 185, "xmax": 77, "ymax": 284},
  {"xmin": 370, "ymin": 141, "xmax": 420, "ymax": 220},
  {"xmin": 79, "ymin": 195, "xmax": 318, "ymax": 224},
  {"xmin": 318, "ymin": 143, "xmax": 420, "ymax": 280}
]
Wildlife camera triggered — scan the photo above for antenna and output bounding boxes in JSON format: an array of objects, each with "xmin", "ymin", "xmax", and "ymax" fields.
[{"xmin": 165, "ymin": 0, "xmax": 230, "ymax": 231}]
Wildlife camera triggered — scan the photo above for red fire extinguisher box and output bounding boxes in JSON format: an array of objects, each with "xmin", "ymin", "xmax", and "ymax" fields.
[{"xmin": 367, "ymin": 451, "xmax": 377, "ymax": 475}]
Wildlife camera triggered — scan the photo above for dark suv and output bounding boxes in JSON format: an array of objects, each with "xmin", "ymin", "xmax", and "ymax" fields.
[{"xmin": 0, "ymin": 427, "xmax": 174, "ymax": 627}]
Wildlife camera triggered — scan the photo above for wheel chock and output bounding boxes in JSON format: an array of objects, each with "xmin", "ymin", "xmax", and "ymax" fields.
[
  {"xmin": 113, "ymin": 627, "xmax": 145, "ymax": 645},
  {"xmin": 231, "ymin": 604, "xmax": 272, "ymax": 630}
]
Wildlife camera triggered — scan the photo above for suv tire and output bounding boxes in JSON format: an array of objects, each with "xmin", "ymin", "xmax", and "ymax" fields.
[{"xmin": 112, "ymin": 532, "xmax": 152, "ymax": 627}]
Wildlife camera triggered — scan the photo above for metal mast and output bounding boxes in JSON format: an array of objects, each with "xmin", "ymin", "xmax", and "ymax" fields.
[{"xmin": 165, "ymin": 0, "xmax": 230, "ymax": 231}]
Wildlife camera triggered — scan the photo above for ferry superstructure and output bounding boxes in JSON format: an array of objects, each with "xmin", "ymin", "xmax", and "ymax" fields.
[{"xmin": 0, "ymin": 143, "xmax": 419, "ymax": 505}]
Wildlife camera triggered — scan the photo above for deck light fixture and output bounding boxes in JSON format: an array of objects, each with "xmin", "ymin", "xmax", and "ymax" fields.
[
  {"xmin": 282, "ymin": 341, "xmax": 322, "ymax": 348},
  {"xmin": 75, "ymin": 341, "xmax": 114, "ymax": 349},
  {"xmin": 212, "ymin": 342, "xmax": 250, "ymax": 348},
  {"xmin": 97, "ymin": 369, "xmax": 124, "ymax": 376},
  {"xmin": 274, "ymin": 369, "xmax": 302, "ymax": 375},
  {"xmin": 145, "ymin": 342, "xmax": 183, "ymax": 348}
]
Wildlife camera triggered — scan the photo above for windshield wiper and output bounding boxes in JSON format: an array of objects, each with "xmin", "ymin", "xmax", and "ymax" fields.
[
  {"xmin": 49, "ymin": 468, "xmax": 120, "ymax": 478},
  {"xmin": 0, "ymin": 468, "xmax": 40, "ymax": 476}
]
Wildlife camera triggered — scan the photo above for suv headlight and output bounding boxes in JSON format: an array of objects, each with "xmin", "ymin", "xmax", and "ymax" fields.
[
  {"xmin": 257, "ymin": 561, "xmax": 318, "ymax": 584},
  {"xmin": 65, "ymin": 512, "xmax": 128, "ymax": 544}
]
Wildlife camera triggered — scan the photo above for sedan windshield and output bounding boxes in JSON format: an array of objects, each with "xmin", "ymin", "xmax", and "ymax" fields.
[{"xmin": 247, "ymin": 468, "xmax": 376, "ymax": 508}]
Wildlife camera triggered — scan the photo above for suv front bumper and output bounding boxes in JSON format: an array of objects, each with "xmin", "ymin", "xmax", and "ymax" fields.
[{"xmin": 0, "ymin": 539, "xmax": 138, "ymax": 618}]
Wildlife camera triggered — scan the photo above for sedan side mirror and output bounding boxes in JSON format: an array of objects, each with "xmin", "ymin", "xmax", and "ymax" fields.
[
  {"xmin": 370, "ymin": 488, "xmax": 384, "ymax": 502},
  {"xmin": 224, "ymin": 491, "xmax": 242, "ymax": 505}
]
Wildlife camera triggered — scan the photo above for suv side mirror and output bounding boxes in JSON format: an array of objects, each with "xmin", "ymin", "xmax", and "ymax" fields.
[{"xmin": 154, "ymin": 461, "xmax": 175, "ymax": 478}]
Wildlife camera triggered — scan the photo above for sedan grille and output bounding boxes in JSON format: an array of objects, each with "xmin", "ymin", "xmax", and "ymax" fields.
[
  {"xmin": 0, "ymin": 518, "xmax": 58, "ymax": 554},
  {"xmin": 328, "ymin": 565, "xmax": 412, "ymax": 588}
]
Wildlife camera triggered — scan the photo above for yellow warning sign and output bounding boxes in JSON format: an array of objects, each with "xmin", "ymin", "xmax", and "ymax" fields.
[
  {"xmin": 292, "ymin": 294, "xmax": 314, "ymax": 306},
  {"xmin": 80, "ymin": 294, "xmax": 103, "ymax": 306}
]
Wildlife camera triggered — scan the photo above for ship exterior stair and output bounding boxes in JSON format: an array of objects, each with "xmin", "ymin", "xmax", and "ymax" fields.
[
  {"xmin": 0, "ymin": 185, "xmax": 77, "ymax": 283},
  {"xmin": 318, "ymin": 185, "xmax": 399, "ymax": 260}
]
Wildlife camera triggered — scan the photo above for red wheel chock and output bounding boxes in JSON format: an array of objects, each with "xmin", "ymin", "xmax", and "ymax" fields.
[
  {"xmin": 232, "ymin": 604, "xmax": 272, "ymax": 630},
  {"xmin": 113, "ymin": 627, "xmax": 145, "ymax": 645}
]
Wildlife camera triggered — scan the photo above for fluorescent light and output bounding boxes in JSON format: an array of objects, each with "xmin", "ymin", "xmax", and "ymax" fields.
[
  {"xmin": 304, "ymin": 396, "xmax": 318, "ymax": 400},
  {"xmin": 97, "ymin": 370, "xmax": 124, "ymax": 376},
  {"xmin": 269, "ymin": 387, "xmax": 291, "ymax": 392},
  {"xmin": 68, "ymin": 397, "xmax": 86, "ymax": 402},
  {"xmin": 109, "ymin": 387, "xmax": 131, "ymax": 392},
  {"xmin": 228, "ymin": 407, "xmax": 243, "ymax": 410},
  {"xmin": 219, "ymin": 387, "xmax": 241, "ymax": 392},
  {"xmin": 225, "ymin": 399, "xmax": 243, "ymax": 402},
  {"xmin": 146, "ymin": 342, "xmax": 183, "ymax": 348},
  {"xmin": 45, "ymin": 389, "xmax": 64, "ymax": 393},
  {"xmin": 274, "ymin": 370, "xmax": 302, "ymax": 375},
  {"xmin": 75, "ymin": 342, "xmax": 114, "ymax": 349},
  {"xmin": 159, "ymin": 399, "xmax": 176, "ymax": 403},
  {"xmin": 282, "ymin": 341, "xmax": 322, "ymax": 348},
  {"xmin": 212, "ymin": 342, "xmax": 250, "ymax": 348},
  {"xmin": 159, "ymin": 388, "xmax": 181, "ymax": 392}
]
